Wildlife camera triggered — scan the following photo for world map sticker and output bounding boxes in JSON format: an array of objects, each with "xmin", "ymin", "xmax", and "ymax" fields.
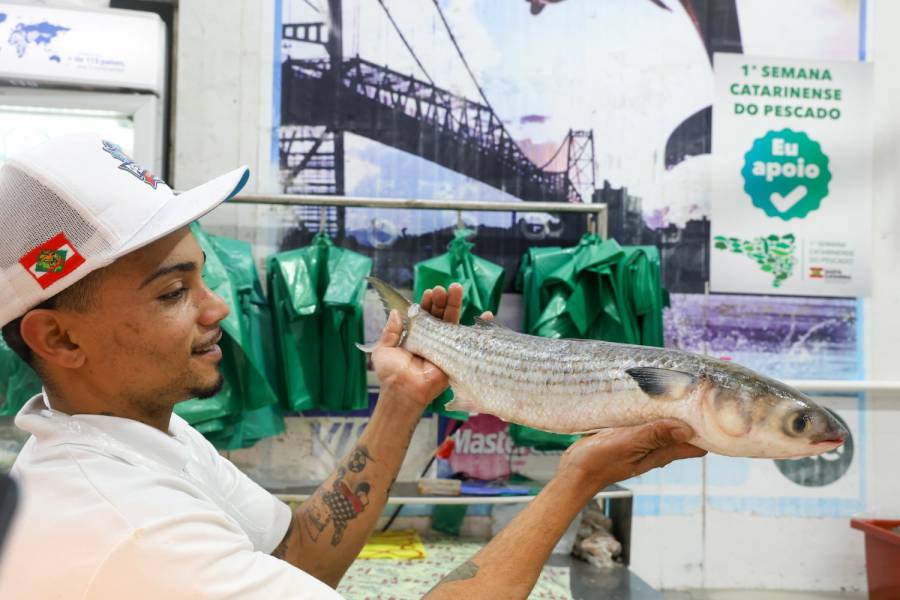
[
  {"xmin": 4, "ymin": 17, "xmax": 70, "ymax": 61},
  {"xmin": 741, "ymin": 129, "xmax": 832, "ymax": 221}
]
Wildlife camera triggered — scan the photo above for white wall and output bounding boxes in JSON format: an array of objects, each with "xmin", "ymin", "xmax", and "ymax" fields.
[
  {"xmin": 172, "ymin": 0, "xmax": 292, "ymax": 263},
  {"xmin": 171, "ymin": 0, "xmax": 900, "ymax": 592},
  {"xmin": 172, "ymin": 0, "xmax": 278, "ymax": 192}
]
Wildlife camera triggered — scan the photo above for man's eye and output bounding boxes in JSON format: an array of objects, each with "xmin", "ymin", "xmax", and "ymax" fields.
[{"xmin": 159, "ymin": 287, "xmax": 188, "ymax": 301}]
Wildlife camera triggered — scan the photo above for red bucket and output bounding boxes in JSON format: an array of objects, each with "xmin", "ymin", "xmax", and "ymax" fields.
[{"xmin": 851, "ymin": 518, "xmax": 900, "ymax": 600}]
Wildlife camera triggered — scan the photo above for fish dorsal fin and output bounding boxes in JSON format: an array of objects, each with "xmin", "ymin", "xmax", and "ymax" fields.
[
  {"xmin": 626, "ymin": 367, "xmax": 697, "ymax": 400},
  {"xmin": 473, "ymin": 316, "xmax": 501, "ymax": 329},
  {"xmin": 472, "ymin": 317, "xmax": 518, "ymax": 336}
]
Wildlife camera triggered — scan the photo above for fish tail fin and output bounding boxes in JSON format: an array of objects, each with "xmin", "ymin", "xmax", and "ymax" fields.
[
  {"xmin": 366, "ymin": 276, "xmax": 412, "ymax": 318},
  {"xmin": 357, "ymin": 277, "xmax": 413, "ymax": 353}
]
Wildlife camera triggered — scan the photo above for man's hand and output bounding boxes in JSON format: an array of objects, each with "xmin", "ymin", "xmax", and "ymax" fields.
[
  {"xmin": 559, "ymin": 420, "xmax": 707, "ymax": 493},
  {"xmin": 371, "ymin": 283, "xmax": 492, "ymax": 411},
  {"xmin": 424, "ymin": 420, "xmax": 705, "ymax": 599}
]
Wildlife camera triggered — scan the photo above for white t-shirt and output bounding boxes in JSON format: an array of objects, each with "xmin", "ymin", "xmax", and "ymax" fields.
[{"xmin": 0, "ymin": 394, "xmax": 343, "ymax": 599}]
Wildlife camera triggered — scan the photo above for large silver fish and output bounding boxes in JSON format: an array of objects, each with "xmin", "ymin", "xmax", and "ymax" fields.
[{"xmin": 364, "ymin": 277, "xmax": 848, "ymax": 459}]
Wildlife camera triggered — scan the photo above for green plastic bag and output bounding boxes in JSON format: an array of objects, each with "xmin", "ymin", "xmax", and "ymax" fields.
[
  {"xmin": 519, "ymin": 235, "xmax": 633, "ymax": 342},
  {"xmin": 617, "ymin": 246, "xmax": 667, "ymax": 348},
  {"xmin": 413, "ymin": 229, "xmax": 505, "ymax": 419},
  {"xmin": 431, "ymin": 503, "xmax": 468, "ymax": 537},
  {"xmin": 0, "ymin": 337, "xmax": 42, "ymax": 416},
  {"xmin": 511, "ymin": 236, "xmax": 666, "ymax": 450},
  {"xmin": 213, "ymin": 235, "xmax": 286, "ymax": 448},
  {"xmin": 268, "ymin": 233, "xmax": 372, "ymax": 412}
]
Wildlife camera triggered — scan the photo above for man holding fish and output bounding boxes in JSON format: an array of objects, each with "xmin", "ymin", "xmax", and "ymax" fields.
[{"xmin": 0, "ymin": 136, "xmax": 839, "ymax": 598}]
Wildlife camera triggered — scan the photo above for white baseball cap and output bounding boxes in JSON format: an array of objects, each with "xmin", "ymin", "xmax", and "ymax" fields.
[{"xmin": 0, "ymin": 133, "xmax": 249, "ymax": 328}]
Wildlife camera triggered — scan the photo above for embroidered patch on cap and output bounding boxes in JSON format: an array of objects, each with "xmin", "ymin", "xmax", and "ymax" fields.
[
  {"xmin": 101, "ymin": 140, "xmax": 164, "ymax": 189},
  {"xmin": 20, "ymin": 232, "xmax": 86, "ymax": 289}
]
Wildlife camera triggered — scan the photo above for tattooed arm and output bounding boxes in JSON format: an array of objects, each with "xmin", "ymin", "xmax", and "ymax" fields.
[
  {"xmin": 424, "ymin": 421, "xmax": 706, "ymax": 599},
  {"xmin": 272, "ymin": 399, "xmax": 422, "ymax": 587},
  {"xmin": 272, "ymin": 284, "xmax": 474, "ymax": 587}
]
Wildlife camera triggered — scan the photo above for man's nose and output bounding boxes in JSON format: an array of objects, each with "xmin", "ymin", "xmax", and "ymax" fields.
[{"xmin": 199, "ymin": 286, "xmax": 229, "ymax": 325}]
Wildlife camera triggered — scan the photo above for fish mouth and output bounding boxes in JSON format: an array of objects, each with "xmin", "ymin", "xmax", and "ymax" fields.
[
  {"xmin": 812, "ymin": 437, "xmax": 844, "ymax": 446},
  {"xmin": 809, "ymin": 414, "xmax": 849, "ymax": 448}
]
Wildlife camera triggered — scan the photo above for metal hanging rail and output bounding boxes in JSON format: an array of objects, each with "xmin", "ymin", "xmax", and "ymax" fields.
[
  {"xmin": 784, "ymin": 380, "xmax": 900, "ymax": 394},
  {"xmin": 229, "ymin": 193, "xmax": 609, "ymax": 238}
]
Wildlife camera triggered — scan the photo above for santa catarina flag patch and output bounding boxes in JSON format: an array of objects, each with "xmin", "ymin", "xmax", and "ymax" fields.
[{"xmin": 19, "ymin": 232, "xmax": 86, "ymax": 289}]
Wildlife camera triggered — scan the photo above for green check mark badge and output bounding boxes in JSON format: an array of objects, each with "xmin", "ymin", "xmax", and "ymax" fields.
[
  {"xmin": 770, "ymin": 184, "xmax": 808, "ymax": 213},
  {"xmin": 741, "ymin": 129, "xmax": 831, "ymax": 221}
]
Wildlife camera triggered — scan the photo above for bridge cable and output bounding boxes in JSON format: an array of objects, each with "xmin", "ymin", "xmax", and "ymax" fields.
[
  {"xmin": 537, "ymin": 135, "xmax": 569, "ymax": 171},
  {"xmin": 376, "ymin": 0, "xmax": 435, "ymax": 84},
  {"xmin": 431, "ymin": 0, "xmax": 493, "ymax": 108},
  {"xmin": 302, "ymin": 0, "xmax": 321, "ymax": 13}
]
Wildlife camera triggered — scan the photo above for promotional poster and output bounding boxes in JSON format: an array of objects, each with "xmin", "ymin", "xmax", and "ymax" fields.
[{"xmin": 710, "ymin": 53, "xmax": 873, "ymax": 296}]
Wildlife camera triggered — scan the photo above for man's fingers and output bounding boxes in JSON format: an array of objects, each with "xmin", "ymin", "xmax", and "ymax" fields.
[
  {"xmin": 637, "ymin": 419, "xmax": 694, "ymax": 450},
  {"xmin": 378, "ymin": 310, "xmax": 402, "ymax": 347},
  {"xmin": 637, "ymin": 443, "xmax": 707, "ymax": 474},
  {"xmin": 421, "ymin": 289, "xmax": 433, "ymax": 313},
  {"xmin": 429, "ymin": 286, "xmax": 447, "ymax": 318},
  {"xmin": 479, "ymin": 311, "xmax": 494, "ymax": 321},
  {"xmin": 443, "ymin": 283, "xmax": 464, "ymax": 324},
  {"xmin": 421, "ymin": 283, "xmax": 464, "ymax": 322}
]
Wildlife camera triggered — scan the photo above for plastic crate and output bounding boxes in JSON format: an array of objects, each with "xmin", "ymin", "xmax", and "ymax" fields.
[{"xmin": 851, "ymin": 518, "xmax": 900, "ymax": 600}]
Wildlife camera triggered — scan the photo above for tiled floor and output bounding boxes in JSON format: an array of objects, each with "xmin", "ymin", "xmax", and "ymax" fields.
[{"xmin": 662, "ymin": 590, "xmax": 866, "ymax": 600}]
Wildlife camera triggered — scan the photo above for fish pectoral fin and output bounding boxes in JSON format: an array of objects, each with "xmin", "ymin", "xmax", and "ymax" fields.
[
  {"xmin": 626, "ymin": 367, "xmax": 698, "ymax": 400},
  {"xmin": 355, "ymin": 341, "xmax": 379, "ymax": 353},
  {"xmin": 444, "ymin": 395, "xmax": 479, "ymax": 415}
]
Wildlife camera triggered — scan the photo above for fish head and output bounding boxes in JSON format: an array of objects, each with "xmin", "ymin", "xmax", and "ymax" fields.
[{"xmin": 699, "ymin": 363, "xmax": 848, "ymax": 458}]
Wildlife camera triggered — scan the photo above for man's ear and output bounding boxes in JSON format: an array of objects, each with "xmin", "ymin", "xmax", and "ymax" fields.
[{"xmin": 19, "ymin": 309, "xmax": 85, "ymax": 370}]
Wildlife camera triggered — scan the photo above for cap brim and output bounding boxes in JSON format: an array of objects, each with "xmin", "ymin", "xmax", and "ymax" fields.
[{"xmin": 120, "ymin": 166, "xmax": 249, "ymax": 255}]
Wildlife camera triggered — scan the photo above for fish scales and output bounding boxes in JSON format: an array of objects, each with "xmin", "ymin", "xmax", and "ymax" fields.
[{"xmin": 404, "ymin": 312, "xmax": 681, "ymax": 433}]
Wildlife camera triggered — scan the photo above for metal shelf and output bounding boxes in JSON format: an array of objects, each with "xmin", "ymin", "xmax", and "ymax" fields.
[{"xmin": 270, "ymin": 481, "xmax": 632, "ymax": 505}]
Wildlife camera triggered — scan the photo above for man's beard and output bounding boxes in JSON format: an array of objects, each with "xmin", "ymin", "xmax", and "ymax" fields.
[{"xmin": 187, "ymin": 372, "xmax": 225, "ymax": 400}]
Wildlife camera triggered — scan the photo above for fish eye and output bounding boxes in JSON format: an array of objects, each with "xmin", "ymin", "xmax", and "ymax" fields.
[{"xmin": 789, "ymin": 412, "xmax": 810, "ymax": 435}]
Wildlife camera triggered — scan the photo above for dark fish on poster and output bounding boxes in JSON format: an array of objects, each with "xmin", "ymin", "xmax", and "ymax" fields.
[
  {"xmin": 526, "ymin": 0, "xmax": 567, "ymax": 16},
  {"xmin": 647, "ymin": 0, "xmax": 705, "ymax": 47},
  {"xmin": 520, "ymin": 114, "xmax": 550, "ymax": 124},
  {"xmin": 360, "ymin": 277, "xmax": 849, "ymax": 459}
]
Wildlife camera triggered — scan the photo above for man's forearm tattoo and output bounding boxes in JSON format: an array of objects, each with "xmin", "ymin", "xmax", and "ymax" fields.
[
  {"xmin": 347, "ymin": 445, "xmax": 372, "ymax": 473},
  {"xmin": 428, "ymin": 560, "xmax": 479, "ymax": 592},
  {"xmin": 300, "ymin": 444, "xmax": 376, "ymax": 546},
  {"xmin": 271, "ymin": 514, "xmax": 295, "ymax": 559}
]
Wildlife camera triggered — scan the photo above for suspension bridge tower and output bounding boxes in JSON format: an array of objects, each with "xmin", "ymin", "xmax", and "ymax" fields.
[
  {"xmin": 279, "ymin": 0, "xmax": 345, "ymax": 238},
  {"xmin": 566, "ymin": 129, "xmax": 596, "ymax": 204}
]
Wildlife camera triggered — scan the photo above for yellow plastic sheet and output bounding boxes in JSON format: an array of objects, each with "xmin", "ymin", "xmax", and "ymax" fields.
[
  {"xmin": 357, "ymin": 529, "xmax": 427, "ymax": 560},
  {"xmin": 340, "ymin": 534, "xmax": 572, "ymax": 598}
]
